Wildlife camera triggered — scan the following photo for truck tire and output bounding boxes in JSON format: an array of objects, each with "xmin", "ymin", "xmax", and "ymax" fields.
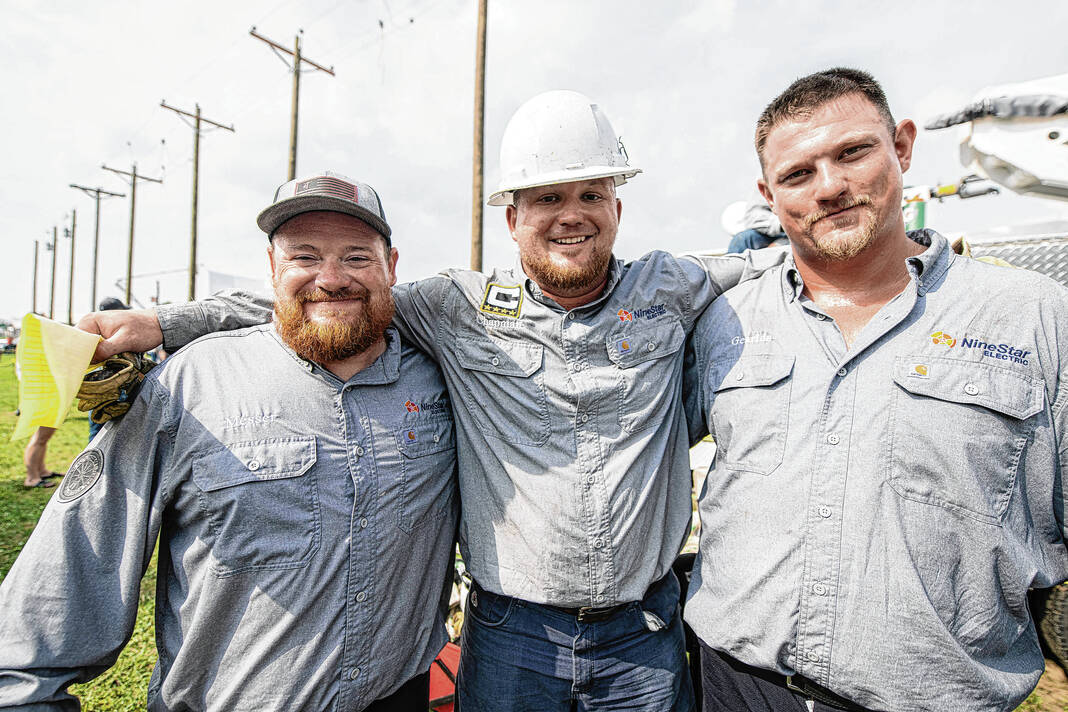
[{"xmin": 1033, "ymin": 584, "xmax": 1068, "ymax": 674}]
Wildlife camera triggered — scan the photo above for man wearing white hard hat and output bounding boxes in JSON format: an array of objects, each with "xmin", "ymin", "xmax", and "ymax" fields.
[{"xmin": 77, "ymin": 92, "xmax": 780, "ymax": 711}]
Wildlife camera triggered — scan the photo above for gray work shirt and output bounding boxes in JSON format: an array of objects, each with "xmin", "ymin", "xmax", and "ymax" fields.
[
  {"xmin": 156, "ymin": 250, "xmax": 780, "ymax": 607},
  {"xmin": 0, "ymin": 325, "xmax": 458, "ymax": 711},
  {"xmin": 683, "ymin": 230, "xmax": 1068, "ymax": 711}
]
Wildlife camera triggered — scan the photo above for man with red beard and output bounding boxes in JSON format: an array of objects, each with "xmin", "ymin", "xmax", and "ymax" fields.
[
  {"xmin": 0, "ymin": 175, "xmax": 459, "ymax": 712},
  {"xmin": 684, "ymin": 68, "xmax": 1068, "ymax": 712},
  {"xmin": 75, "ymin": 94, "xmax": 781, "ymax": 711}
]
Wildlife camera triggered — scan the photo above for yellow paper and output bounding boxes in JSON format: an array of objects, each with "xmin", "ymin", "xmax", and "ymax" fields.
[{"xmin": 12, "ymin": 314, "xmax": 102, "ymax": 440}]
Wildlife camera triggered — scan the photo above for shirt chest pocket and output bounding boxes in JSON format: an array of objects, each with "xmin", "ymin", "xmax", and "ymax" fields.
[
  {"xmin": 192, "ymin": 437, "xmax": 320, "ymax": 577},
  {"xmin": 455, "ymin": 338, "xmax": 549, "ymax": 446},
  {"xmin": 606, "ymin": 319, "xmax": 686, "ymax": 433},
  {"xmin": 393, "ymin": 416, "xmax": 458, "ymax": 534},
  {"xmin": 887, "ymin": 356, "xmax": 1043, "ymax": 525},
  {"xmin": 708, "ymin": 354, "xmax": 794, "ymax": 476}
]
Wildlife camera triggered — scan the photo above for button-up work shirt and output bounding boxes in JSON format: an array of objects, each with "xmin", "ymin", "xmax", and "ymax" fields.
[
  {"xmin": 0, "ymin": 325, "xmax": 458, "ymax": 711},
  {"xmin": 156, "ymin": 250, "xmax": 780, "ymax": 607},
  {"xmin": 683, "ymin": 230, "xmax": 1068, "ymax": 711}
]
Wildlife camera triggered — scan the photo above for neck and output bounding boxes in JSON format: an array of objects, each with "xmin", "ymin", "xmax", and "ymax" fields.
[
  {"xmin": 320, "ymin": 338, "xmax": 387, "ymax": 382},
  {"xmin": 538, "ymin": 273, "xmax": 609, "ymax": 310},
  {"xmin": 794, "ymin": 228, "xmax": 925, "ymax": 306}
]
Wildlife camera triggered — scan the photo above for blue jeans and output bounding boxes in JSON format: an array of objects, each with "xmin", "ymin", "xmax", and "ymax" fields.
[{"xmin": 457, "ymin": 572, "xmax": 694, "ymax": 712}]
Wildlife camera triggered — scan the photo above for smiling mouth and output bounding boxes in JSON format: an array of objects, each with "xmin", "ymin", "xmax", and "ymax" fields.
[{"xmin": 551, "ymin": 234, "xmax": 594, "ymax": 245}]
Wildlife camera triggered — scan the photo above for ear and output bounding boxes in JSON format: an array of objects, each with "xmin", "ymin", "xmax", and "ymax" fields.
[
  {"xmin": 267, "ymin": 244, "xmax": 277, "ymax": 280},
  {"xmin": 387, "ymin": 247, "xmax": 399, "ymax": 287},
  {"xmin": 506, "ymin": 205, "xmax": 519, "ymax": 242},
  {"xmin": 757, "ymin": 178, "xmax": 775, "ymax": 213},
  {"xmin": 894, "ymin": 119, "xmax": 917, "ymax": 174},
  {"xmin": 615, "ymin": 197, "xmax": 622, "ymax": 222}
]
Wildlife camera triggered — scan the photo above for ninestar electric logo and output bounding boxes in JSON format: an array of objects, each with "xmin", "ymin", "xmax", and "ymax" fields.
[
  {"xmin": 929, "ymin": 330, "xmax": 1030, "ymax": 365},
  {"xmin": 404, "ymin": 399, "xmax": 449, "ymax": 415},
  {"xmin": 617, "ymin": 304, "xmax": 667, "ymax": 322},
  {"xmin": 930, "ymin": 331, "xmax": 956, "ymax": 347}
]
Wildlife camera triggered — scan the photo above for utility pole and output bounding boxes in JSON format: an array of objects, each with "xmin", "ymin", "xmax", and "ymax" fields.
[
  {"xmin": 249, "ymin": 26, "xmax": 335, "ymax": 180},
  {"xmin": 470, "ymin": 0, "xmax": 488, "ymax": 271},
  {"xmin": 102, "ymin": 163, "xmax": 162, "ymax": 305},
  {"xmin": 31, "ymin": 241, "xmax": 39, "ymax": 315},
  {"xmin": 49, "ymin": 227, "xmax": 58, "ymax": 320},
  {"xmin": 65, "ymin": 210, "xmax": 77, "ymax": 324},
  {"xmin": 161, "ymin": 101, "xmax": 235, "ymax": 300},
  {"xmin": 71, "ymin": 183, "xmax": 125, "ymax": 312}
]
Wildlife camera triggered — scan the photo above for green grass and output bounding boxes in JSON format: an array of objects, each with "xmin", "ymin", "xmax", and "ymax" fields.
[{"xmin": 0, "ymin": 355, "xmax": 157, "ymax": 709}]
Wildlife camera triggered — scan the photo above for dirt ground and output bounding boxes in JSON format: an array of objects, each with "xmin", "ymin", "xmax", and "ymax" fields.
[{"xmin": 1030, "ymin": 661, "xmax": 1068, "ymax": 711}]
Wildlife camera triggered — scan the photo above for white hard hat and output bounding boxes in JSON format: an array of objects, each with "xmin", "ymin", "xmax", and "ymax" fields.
[{"xmin": 488, "ymin": 90, "xmax": 641, "ymax": 206}]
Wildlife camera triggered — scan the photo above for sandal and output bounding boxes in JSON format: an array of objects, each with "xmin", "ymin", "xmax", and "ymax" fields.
[{"xmin": 24, "ymin": 480, "xmax": 57, "ymax": 489}]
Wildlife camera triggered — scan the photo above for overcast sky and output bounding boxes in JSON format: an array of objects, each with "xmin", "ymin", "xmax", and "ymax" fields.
[{"xmin": 4, "ymin": 0, "xmax": 1067, "ymax": 324}]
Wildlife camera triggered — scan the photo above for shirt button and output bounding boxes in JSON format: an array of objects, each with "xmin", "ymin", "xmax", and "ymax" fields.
[
  {"xmin": 567, "ymin": 312, "xmax": 575, "ymax": 320},
  {"xmin": 349, "ymin": 668, "xmax": 360, "ymax": 680},
  {"xmin": 573, "ymin": 363, "xmax": 584, "ymax": 372},
  {"xmin": 491, "ymin": 356, "xmax": 500, "ymax": 366},
  {"xmin": 580, "ymin": 413, "xmax": 589, "ymax": 423},
  {"xmin": 646, "ymin": 342, "xmax": 656, "ymax": 352},
  {"xmin": 735, "ymin": 372, "xmax": 745, "ymax": 381},
  {"xmin": 593, "ymin": 538, "xmax": 604, "ymax": 549},
  {"xmin": 356, "ymin": 591, "xmax": 367, "ymax": 602},
  {"xmin": 433, "ymin": 434, "xmax": 440, "ymax": 443},
  {"xmin": 815, "ymin": 313, "xmax": 827, "ymax": 321},
  {"xmin": 836, "ymin": 367, "xmax": 847, "ymax": 377},
  {"xmin": 806, "ymin": 651, "xmax": 820, "ymax": 663},
  {"xmin": 595, "ymin": 594, "xmax": 605, "ymax": 603},
  {"xmin": 586, "ymin": 475, "xmax": 595, "ymax": 484},
  {"xmin": 964, "ymin": 383, "xmax": 979, "ymax": 396},
  {"xmin": 247, "ymin": 460, "xmax": 261, "ymax": 471},
  {"xmin": 817, "ymin": 506, "xmax": 832, "ymax": 518},
  {"xmin": 826, "ymin": 433, "xmax": 840, "ymax": 445},
  {"xmin": 355, "ymin": 446, "xmax": 365, "ymax": 457},
  {"xmin": 359, "ymin": 518, "xmax": 368, "ymax": 528},
  {"xmin": 812, "ymin": 583, "xmax": 827, "ymax": 596}
]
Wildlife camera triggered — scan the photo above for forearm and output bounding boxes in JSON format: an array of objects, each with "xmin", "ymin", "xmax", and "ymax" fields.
[{"xmin": 158, "ymin": 290, "xmax": 274, "ymax": 352}]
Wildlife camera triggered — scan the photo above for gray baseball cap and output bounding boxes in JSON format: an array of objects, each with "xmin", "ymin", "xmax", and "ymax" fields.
[{"xmin": 256, "ymin": 171, "xmax": 392, "ymax": 243}]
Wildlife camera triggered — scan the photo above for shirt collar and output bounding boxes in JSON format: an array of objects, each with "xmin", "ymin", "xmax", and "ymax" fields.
[
  {"xmin": 780, "ymin": 229, "xmax": 953, "ymax": 301},
  {"xmin": 514, "ymin": 254, "xmax": 624, "ymax": 311}
]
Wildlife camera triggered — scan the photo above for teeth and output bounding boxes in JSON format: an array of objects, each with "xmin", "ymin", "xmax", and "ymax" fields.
[{"xmin": 554, "ymin": 236, "xmax": 589, "ymax": 245}]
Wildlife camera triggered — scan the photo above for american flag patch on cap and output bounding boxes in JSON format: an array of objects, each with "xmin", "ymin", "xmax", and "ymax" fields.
[{"xmin": 295, "ymin": 176, "xmax": 358, "ymax": 201}]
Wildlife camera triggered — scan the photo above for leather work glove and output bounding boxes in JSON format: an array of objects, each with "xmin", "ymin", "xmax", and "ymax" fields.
[{"xmin": 77, "ymin": 352, "xmax": 157, "ymax": 424}]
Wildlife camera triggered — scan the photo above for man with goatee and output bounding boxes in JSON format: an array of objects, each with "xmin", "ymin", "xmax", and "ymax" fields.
[
  {"xmin": 0, "ymin": 173, "xmax": 459, "ymax": 712},
  {"xmin": 684, "ymin": 68, "xmax": 1068, "ymax": 712}
]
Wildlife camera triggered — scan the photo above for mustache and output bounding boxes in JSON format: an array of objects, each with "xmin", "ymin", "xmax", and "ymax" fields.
[
  {"xmin": 803, "ymin": 195, "xmax": 873, "ymax": 230},
  {"xmin": 293, "ymin": 287, "xmax": 368, "ymax": 304}
]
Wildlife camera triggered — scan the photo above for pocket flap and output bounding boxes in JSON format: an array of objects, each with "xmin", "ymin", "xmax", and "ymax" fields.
[
  {"xmin": 396, "ymin": 417, "xmax": 456, "ymax": 458},
  {"xmin": 456, "ymin": 338, "xmax": 543, "ymax": 377},
  {"xmin": 193, "ymin": 437, "xmax": 317, "ymax": 492},
  {"xmin": 891, "ymin": 356, "xmax": 1041, "ymax": 419},
  {"xmin": 606, "ymin": 319, "xmax": 685, "ymax": 368},
  {"xmin": 712, "ymin": 354, "xmax": 795, "ymax": 392}
]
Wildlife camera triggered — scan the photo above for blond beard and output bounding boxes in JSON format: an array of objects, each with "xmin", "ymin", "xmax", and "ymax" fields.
[
  {"xmin": 803, "ymin": 196, "xmax": 878, "ymax": 261},
  {"xmin": 274, "ymin": 286, "xmax": 394, "ymax": 364},
  {"xmin": 521, "ymin": 245, "xmax": 613, "ymax": 294}
]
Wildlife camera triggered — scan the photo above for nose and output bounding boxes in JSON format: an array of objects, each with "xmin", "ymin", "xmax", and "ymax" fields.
[
  {"xmin": 555, "ymin": 195, "xmax": 587, "ymax": 227},
  {"xmin": 315, "ymin": 258, "xmax": 351, "ymax": 292},
  {"xmin": 812, "ymin": 162, "xmax": 848, "ymax": 203}
]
